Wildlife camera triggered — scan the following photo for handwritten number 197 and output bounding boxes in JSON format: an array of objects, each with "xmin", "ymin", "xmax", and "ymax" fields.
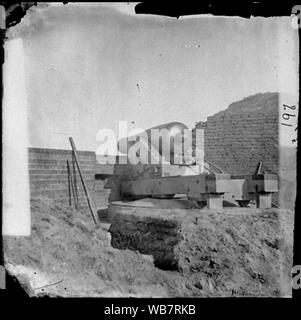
[{"xmin": 281, "ymin": 104, "xmax": 296, "ymax": 127}]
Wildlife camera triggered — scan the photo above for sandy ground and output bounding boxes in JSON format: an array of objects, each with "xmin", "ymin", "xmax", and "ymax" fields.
[{"xmin": 3, "ymin": 196, "xmax": 294, "ymax": 297}]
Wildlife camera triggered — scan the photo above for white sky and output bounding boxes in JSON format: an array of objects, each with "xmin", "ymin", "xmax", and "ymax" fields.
[{"xmin": 5, "ymin": 3, "xmax": 299, "ymax": 151}]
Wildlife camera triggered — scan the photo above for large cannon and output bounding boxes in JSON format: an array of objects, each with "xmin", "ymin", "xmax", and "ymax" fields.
[{"xmin": 110, "ymin": 122, "xmax": 278, "ymax": 209}]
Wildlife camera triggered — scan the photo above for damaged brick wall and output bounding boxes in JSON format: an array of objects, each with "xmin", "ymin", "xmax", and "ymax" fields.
[
  {"xmin": 197, "ymin": 92, "xmax": 279, "ymax": 175},
  {"xmin": 28, "ymin": 148, "xmax": 96, "ymax": 210}
]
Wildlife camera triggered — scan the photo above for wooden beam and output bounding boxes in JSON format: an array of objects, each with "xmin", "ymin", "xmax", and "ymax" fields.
[{"xmin": 69, "ymin": 137, "xmax": 98, "ymax": 225}]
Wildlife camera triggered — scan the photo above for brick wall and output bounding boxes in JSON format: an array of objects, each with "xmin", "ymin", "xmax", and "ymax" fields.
[
  {"xmin": 29, "ymin": 148, "xmax": 97, "ymax": 210},
  {"xmin": 196, "ymin": 92, "xmax": 279, "ymax": 175}
]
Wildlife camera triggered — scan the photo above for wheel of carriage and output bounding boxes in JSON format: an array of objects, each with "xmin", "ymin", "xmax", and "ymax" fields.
[{"xmin": 237, "ymin": 200, "xmax": 250, "ymax": 207}]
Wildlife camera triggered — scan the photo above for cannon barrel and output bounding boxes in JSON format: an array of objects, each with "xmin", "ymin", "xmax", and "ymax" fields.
[{"xmin": 117, "ymin": 122, "xmax": 189, "ymax": 160}]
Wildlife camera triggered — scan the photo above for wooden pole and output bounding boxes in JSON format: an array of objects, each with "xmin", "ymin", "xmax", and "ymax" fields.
[
  {"xmin": 69, "ymin": 137, "xmax": 98, "ymax": 225},
  {"xmin": 72, "ymin": 151, "xmax": 79, "ymax": 203}
]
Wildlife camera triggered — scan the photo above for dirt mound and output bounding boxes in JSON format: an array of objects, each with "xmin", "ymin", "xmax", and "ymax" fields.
[
  {"xmin": 176, "ymin": 209, "xmax": 294, "ymax": 296},
  {"xmin": 3, "ymin": 197, "xmax": 294, "ymax": 297},
  {"xmin": 109, "ymin": 203, "xmax": 294, "ymax": 297},
  {"xmin": 210, "ymin": 92, "xmax": 278, "ymax": 118},
  {"xmin": 3, "ymin": 197, "xmax": 174, "ymax": 297}
]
